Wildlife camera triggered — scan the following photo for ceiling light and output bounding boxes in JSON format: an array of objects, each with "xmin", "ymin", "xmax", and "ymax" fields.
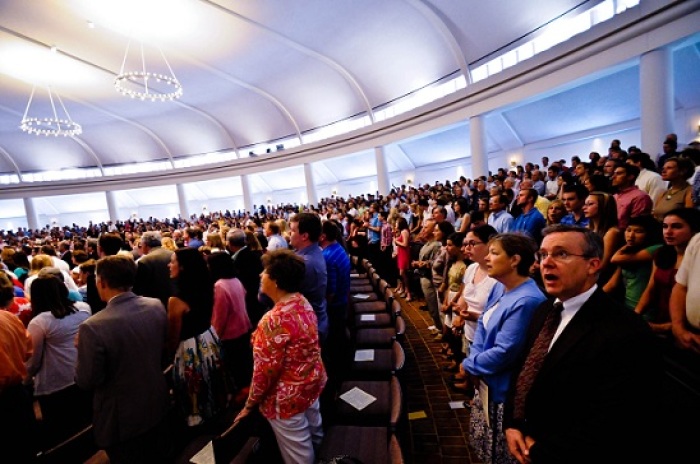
[
  {"xmin": 20, "ymin": 85, "xmax": 82, "ymax": 137},
  {"xmin": 114, "ymin": 39, "xmax": 182, "ymax": 102}
]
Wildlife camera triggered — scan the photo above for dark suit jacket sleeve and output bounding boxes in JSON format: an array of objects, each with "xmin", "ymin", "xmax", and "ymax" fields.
[{"xmin": 75, "ymin": 321, "xmax": 107, "ymax": 390}]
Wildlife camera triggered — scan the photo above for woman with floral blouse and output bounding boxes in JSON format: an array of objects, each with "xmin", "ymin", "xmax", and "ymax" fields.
[{"xmin": 233, "ymin": 249, "xmax": 326, "ymax": 464}]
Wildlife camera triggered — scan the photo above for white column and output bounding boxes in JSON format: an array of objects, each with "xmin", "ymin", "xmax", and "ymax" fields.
[
  {"xmin": 241, "ymin": 174, "xmax": 253, "ymax": 214},
  {"xmin": 375, "ymin": 146, "xmax": 391, "ymax": 196},
  {"xmin": 304, "ymin": 162, "xmax": 318, "ymax": 206},
  {"xmin": 176, "ymin": 183, "xmax": 190, "ymax": 220},
  {"xmin": 23, "ymin": 197, "xmax": 39, "ymax": 231},
  {"xmin": 470, "ymin": 115, "xmax": 488, "ymax": 178},
  {"xmin": 640, "ymin": 48, "xmax": 674, "ymax": 159},
  {"xmin": 105, "ymin": 190, "xmax": 118, "ymax": 222}
]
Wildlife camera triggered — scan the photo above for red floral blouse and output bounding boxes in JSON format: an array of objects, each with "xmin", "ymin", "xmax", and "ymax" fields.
[{"xmin": 248, "ymin": 292, "xmax": 326, "ymax": 419}]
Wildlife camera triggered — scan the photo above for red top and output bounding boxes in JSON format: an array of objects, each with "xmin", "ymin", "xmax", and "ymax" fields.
[{"xmin": 249, "ymin": 293, "xmax": 326, "ymax": 419}]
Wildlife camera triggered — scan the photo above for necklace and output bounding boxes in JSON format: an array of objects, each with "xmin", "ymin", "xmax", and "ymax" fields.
[{"xmin": 666, "ymin": 186, "xmax": 683, "ymax": 201}]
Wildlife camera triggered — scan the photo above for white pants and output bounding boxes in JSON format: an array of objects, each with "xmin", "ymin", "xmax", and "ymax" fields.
[{"xmin": 267, "ymin": 399, "xmax": 323, "ymax": 464}]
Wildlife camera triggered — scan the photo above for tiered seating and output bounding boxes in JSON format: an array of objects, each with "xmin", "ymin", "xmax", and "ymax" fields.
[{"xmin": 317, "ymin": 256, "xmax": 406, "ymax": 463}]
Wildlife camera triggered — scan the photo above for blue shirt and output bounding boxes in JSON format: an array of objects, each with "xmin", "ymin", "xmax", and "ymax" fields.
[
  {"xmin": 463, "ymin": 278, "xmax": 546, "ymax": 403},
  {"xmin": 322, "ymin": 242, "xmax": 351, "ymax": 307},
  {"xmin": 560, "ymin": 213, "xmax": 590, "ymax": 228},
  {"xmin": 368, "ymin": 214, "xmax": 381, "ymax": 244},
  {"xmin": 297, "ymin": 243, "xmax": 329, "ymax": 340},
  {"xmin": 487, "ymin": 210, "xmax": 514, "ymax": 234},
  {"xmin": 510, "ymin": 208, "xmax": 546, "ymax": 244}
]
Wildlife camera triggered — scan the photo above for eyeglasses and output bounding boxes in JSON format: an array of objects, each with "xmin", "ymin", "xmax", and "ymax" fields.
[
  {"xmin": 536, "ymin": 250, "xmax": 591, "ymax": 262},
  {"xmin": 464, "ymin": 240, "xmax": 484, "ymax": 248}
]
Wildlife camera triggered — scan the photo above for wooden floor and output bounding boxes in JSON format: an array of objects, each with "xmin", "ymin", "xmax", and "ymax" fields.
[{"xmin": 394, "ymin": 294, "xmax": 481, "ymax": 464}]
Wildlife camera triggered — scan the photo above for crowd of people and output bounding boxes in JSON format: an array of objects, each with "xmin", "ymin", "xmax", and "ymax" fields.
[{"xmin": 1, "ymin": 134, "xmax": 699, "ymax": 463}]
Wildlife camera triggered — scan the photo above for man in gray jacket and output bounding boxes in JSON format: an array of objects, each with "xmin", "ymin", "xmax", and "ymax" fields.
[{"xmin": 76, "ymin": 255, "xmax": 172, "ymax": 463}]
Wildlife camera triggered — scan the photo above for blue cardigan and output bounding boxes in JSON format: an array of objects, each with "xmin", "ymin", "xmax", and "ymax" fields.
[{"xmin": 462, "ymin": 278, "xmax": 546, "ymax": 403}]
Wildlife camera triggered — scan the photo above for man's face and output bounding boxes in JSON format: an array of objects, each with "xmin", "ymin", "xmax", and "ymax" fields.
[
  {"xmin": 539, "ymin": 232, "xmax": 601, "ymax": 301},
  {"xmin": 517, "ymin": 189, "xmax": 530, "ymax": 207},
  {"xmin": 289, "ymin": 221, "xmax": 304, "ymax": 250},
  {"xmin": 489, "ymin": 196, "xmax": 503, "ymax": 213},
  {"xmin": 562, "ymin": 192, "xmax": 583, "ymax": 213},
  {"xmin": 611, "ymin": 167, "xmax": 631, "ymax": 189},
  {"xmin": 603, "ymin": 161, "xmax": 616, "ymax": 176}
]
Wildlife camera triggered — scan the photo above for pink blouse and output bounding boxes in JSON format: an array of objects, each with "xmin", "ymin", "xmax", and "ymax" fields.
[
  {"xmin": 248, "ymin": 293, "xmax": 326, "ymax": 419},
  {"xmin": 212, "ymin": 278, "xmax": 251, "ymax": 341}
]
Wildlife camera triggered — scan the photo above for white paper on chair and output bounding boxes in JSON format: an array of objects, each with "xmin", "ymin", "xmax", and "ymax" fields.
[
  {"xmin": 354, "ymin": 349, "xmax": 375, "ymax": 362},
  {"xmin": 353, "ymin": 293, "xmax": 371, "ymax": 300},
  {"xmin": 360, "ymin": 314, "xmax": 376, "ymax": 321},
  {"xmin": 350, "ymin": 273, "xmax": 360, "ymax": 277},
  {"xmin": 189, "ymin": 440, "xmax": 215, "ymax": 464},
  {"xmin": 340, "ymin": 387, "xmax": 377, "ymax": 411}
]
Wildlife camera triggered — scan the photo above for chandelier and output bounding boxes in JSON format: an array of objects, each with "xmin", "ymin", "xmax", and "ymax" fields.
[
  {"xmin": 114, "ymin": 39, "xmax": 182, "ymax": 102},
  {"xmin": 20, "ymin": 85, "xmax": 82, "ymax": 137}
]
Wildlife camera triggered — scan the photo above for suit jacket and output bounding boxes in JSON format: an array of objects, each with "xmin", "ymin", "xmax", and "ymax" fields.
[
  {"xmin": 132, "ymin": 246, "xmax": 175, "ymax": 309},
  {"xmin": 232, "ymin": 247, "xmax": 264, "ymax": 325},
  {"xmin": 75, "ymin": 292, "xmax": 169, "ymax": 448},
  {"xmin": 504, "ymin": 289, "xmax": 663, "ymax": 464}
]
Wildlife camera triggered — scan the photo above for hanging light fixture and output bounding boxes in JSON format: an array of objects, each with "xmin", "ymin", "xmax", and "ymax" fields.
[
  {"xmin": 20, "ymin": 85, "xmax": 82, "ymax": 137},
  {"xmin": 114, "ymin": 38, "xmax": 182, "ymax": 102}
]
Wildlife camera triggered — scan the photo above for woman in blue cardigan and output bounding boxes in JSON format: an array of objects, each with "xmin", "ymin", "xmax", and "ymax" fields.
[{"xmin": 462, "ymin": 233, "xmax": 546, "ymax": 464}]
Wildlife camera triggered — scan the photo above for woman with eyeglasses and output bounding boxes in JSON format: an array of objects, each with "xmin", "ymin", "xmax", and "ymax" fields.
[
  {"xmin": 635, "ymin": 208, "xmax": 700, "ymax": 334},
  {"xmin": 583, "ymin": 191, "xmax": 623, "ymax": 287},
  {"xmin": 462, "ymin": 233, "xmax": 546, "ymax": 464},
  {"xmin": 451, "ymin": 225, "xmax": 499, "ymax": 399}
]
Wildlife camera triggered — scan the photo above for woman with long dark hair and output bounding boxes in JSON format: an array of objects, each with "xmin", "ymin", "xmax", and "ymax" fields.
[
  {"xmin": 26, "ymin": 274, "xmax": 91, "ymax": 448},
  {"xmin": 168, "ymin": 247, "xmax": 228, "ymax": 427},
  {"xmin": 635, "ymin": 208, "xmax": 700, "ymax": 334}
]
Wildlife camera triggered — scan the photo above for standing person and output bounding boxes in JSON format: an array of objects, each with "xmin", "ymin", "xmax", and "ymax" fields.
[
  {"xmin": 75, "ymin": 255, "xmax": 172, "ymax": 464},
  {"xmin": 671, "ymin": 231, "xmax": 700, "ymax": 354},
  {"xmin": 504, "ymin": 225, "xmax": 663, "ymax": 464},
  {"xmin": 132, "ymin": 231, "xmax": 175, "ymax": 310},
  {"xmin": 226, "ymin": 229, "xmax": 264, "ymax": 326},
  {"xmin": 544, "ymin": 199, "xmax": 566, "ymax": 226},
  {"xmin": 559, "ymin": 184, "xmax": 590, "ymax": 228},
  {"xmin": 207, "ymin": 251, "xmax": 253, "ymax": 400},
  {"xmin": 167, "ymin": 248, "xmax": 228, "ymax": 428},
  {"xmin": 233, "ymin": 250, "xmax": 327, "ymax": 464},
  {"xmin": 0, "ymin": 273, "xmax": 36, "ymax": 463},
  {"xmin": 451, "ymin": 225, "xmax": 499, "ymax": 396},
  {"xmin": 319, "ymin": 220, "xmax": 351, "ymax": 388},
  {"xmin": 393, "ymin": 217, "xmax": 413, "ymax": 300},
  {"xmin": 653, "ymin": 157, "xmax": 694, "ymax": 221},
  {"xmin": 611, "ymin": 163, "xmax": 653, "ymax": 231},
  {"xmin": 635, "ymin": 208, "xmax": 700, "ymax": 335},
  {"xmin": 289, "ymin": 213, "xmax": 329, "ymax": 342},
  {"xmin": 509, "ymin": 189, "xmax": 546, "ymax": 245},
  {"xmin": 582, "ymin": 191, "xmax": 623, "ymax": 287},
  {"xmin": 440, "ymin": 232, "xmax": 467, "ymax": 373},
  {"xmin": 487, "ymin": 194, "xmax": 514, "ymax": 234},
  {"xmin": 462, "ymin": 233, "xmax": 546, "ymax": 464},
  {"xmin": 603, "ymin": 215, "xmax": 663, "ymax": 311},
  {"xmin": 25, "ymin": 274, "xmax": 91, "ymax": 448}
]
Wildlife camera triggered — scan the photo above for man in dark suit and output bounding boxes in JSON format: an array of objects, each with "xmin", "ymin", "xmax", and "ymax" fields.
[
  {"xmin": 504, "ymin": 224, "xmax": 662, "ymax": 464},
  {"xmin": 75, "ymin": 255, "xmax": 172, "ymax": 464},
  {"xmin": 226, "ymin": 229, "xmax": 264, "ymax": 326},
  {"xmin": 132, "ymin": 231, "xmax": 175, "ymax": 309}
]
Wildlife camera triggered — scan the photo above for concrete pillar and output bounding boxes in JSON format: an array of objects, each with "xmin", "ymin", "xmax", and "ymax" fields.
[
  {"xmin": 304, "ymin": 163, "xmax": 318, "ymax": 206},
  {"xmin": 105, "ymin": 190, "xmax": 118, "ymax": 222},
  {"xmin": 640, "ymin": 48, "xmax": 674, "ymax": 160},
  {"xmin": 241, "ymin": 174, "xmax": 253, "ymax": 214},
  {"xmin": 470, "ymin": 115, "xmax": 489, "ymax": 178},
  {"xmin": 23, "ymin": 197, "xmax": 39, "ymax": 231},
  {"xmin": 176, "ymin": 183, "xmax": 190, "ymax": 220},
  {"xmin": 375, "ymin": 146, "xmax": 391, "ymax": 196}
]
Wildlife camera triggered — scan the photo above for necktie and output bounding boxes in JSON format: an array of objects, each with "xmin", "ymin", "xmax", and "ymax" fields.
[{"xmin": 513, "ymin": 301, "xmax": 564, "ymax": 420}]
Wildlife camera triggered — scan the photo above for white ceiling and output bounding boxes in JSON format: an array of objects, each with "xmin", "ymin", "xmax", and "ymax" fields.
[{"xmin": 0, "ymin": 0, "xmax": 698, "ymax": 199}]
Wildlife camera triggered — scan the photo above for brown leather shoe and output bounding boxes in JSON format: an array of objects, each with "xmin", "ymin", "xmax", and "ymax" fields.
[
  {"xmin": 451, "ymin": 381, "xmax": 471, "ymax": 393},
  {"xmin": 452, "ymin": 372, "xmax": 467, "ymax": 381}
]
